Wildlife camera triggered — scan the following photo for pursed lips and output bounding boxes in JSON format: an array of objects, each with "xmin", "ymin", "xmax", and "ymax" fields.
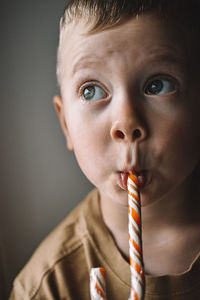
[{"xmin": 118, "ymin": 170, "xmax": 147, "ymax": 190}]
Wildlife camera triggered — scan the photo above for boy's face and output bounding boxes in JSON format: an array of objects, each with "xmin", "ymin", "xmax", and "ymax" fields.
[{"xmin": 54, "ymin": 13, "xmax": 200, "ymax": 207}]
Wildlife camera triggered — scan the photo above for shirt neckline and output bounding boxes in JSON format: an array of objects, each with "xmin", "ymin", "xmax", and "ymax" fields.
[{"xmin": 84, "ymin": 189, "xmax": 200, "ymax": 296}]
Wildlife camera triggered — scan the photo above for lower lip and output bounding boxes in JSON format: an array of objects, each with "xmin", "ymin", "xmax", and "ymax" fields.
[{"xmin": 118, "ymin": 172, "xmax": 147, "ymax": 190}]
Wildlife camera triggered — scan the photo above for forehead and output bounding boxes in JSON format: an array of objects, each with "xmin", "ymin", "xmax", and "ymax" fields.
[{"xmin": 60, "ymin": 13, "xmax": 194, "ymax": 83}]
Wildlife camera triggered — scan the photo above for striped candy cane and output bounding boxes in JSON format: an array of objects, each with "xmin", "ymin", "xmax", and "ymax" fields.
[
  {"xmin": 128, "ymin": 174, "xmax": 145, "ymax": 300},
  {"xmin": 90, "ymin": 267, "xmax": 107, "ymax": 300}
]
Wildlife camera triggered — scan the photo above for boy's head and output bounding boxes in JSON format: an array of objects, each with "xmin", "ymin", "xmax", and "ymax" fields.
[{"xmin": 54, "ymin": 0, "xmax": 200, "ymax": 207}]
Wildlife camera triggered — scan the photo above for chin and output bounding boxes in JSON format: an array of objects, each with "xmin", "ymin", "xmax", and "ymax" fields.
[{"xmin": 100, "ymin": 184, "xmax": 129, "ymax": 206}]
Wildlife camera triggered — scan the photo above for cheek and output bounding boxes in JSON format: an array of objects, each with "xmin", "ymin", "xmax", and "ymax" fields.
[
  {"xmin": 67, "ymin": 115, "xmax": 109, "ymax": 184},
  {"xmin": 154, "ymin": 113, "xmax": 200, "ymax": 178},
  {"xmin": 66, "ymin": 104, "xmax": 111, "ymax": 155}
]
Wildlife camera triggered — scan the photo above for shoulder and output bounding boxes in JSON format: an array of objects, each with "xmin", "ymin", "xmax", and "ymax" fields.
[{"xmin": 10, "ymin": 189, "xmax": 99, "ymax": 300}]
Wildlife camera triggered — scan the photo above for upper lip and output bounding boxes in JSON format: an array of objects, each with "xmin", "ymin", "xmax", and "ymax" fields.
[{"xmin": 119, "ymin": 166, "xmax": 143, "ymax": 176}]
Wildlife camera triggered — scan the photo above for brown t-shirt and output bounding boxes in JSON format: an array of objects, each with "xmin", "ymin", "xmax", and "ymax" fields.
[{"xmin": 10, "ymin": 189, "xmax": 200, "ymax": 300}]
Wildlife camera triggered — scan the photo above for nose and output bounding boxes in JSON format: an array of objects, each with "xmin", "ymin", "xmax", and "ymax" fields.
[{"xmin": 110, "ymin": 101, "xmax": 147, "ymax": 143}]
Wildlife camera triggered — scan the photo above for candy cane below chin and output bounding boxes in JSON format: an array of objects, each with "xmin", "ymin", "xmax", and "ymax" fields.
[
  {"xmin": 128, "ymin": 174, "xmax": 145, "ymax": 300},
  {"xmin": 89, "ymin": 174, "xmax": 145, "ymax": 300}
]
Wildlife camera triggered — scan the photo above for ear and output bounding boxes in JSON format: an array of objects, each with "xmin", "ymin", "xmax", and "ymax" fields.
[{"xmin": 53, "ymin": 95, "xmax": 74, "ymax": 150}]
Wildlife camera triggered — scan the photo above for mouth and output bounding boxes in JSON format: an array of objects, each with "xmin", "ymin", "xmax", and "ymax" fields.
[{"xmin": 118, "ymin": 170, "xmax": 147, "ymax": 191}]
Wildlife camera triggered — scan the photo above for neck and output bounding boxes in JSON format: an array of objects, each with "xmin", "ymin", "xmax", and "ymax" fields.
[{"xmin": 100, "ymin": 191, "xmax": 129, "ymax": 260}]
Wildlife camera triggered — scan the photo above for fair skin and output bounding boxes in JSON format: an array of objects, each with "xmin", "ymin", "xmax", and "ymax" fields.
[{"xmin": 54, "ymin": 13, "xmax": 200, "ymax": 275}]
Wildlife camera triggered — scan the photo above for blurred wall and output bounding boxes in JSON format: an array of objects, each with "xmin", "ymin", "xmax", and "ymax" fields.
[{"xmin": 1, "ymin": 1, "xmax": 93, "ymax": 298}]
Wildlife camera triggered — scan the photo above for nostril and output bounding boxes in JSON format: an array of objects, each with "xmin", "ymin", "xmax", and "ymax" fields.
[
  {"xmin": 116, "ymin": 130, "xmax": 125, "ymax": 139},
  {"xmin": 133, "ymin": 129, "xmax": 141, "ymax": 139}
]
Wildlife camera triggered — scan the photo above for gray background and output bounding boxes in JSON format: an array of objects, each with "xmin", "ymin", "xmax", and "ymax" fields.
[{"xmin": 1, "ymin": 1, "xmax": 93, "ymax": 298}]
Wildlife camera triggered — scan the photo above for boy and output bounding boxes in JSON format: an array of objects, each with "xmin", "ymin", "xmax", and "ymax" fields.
[{"xmin": 10, "ymin": 0, "xmax": 200, "ymax": 299}]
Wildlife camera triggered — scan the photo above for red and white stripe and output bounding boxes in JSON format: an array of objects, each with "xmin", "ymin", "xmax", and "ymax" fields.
[
  {"xmin": 90, "ymin": 267, "xmax": 107, "ymax": 300},
  {"xmin": 128, "ymin": 174, "xmax": 145, "ymax": 300}
]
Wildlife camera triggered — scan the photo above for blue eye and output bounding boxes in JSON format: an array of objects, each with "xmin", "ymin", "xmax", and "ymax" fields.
[
  {"xmin": 82, "ymin": 85, "xmax": 107, "ymax": 101},
  {"xmin": 145, "ymin": 79, "xmax": 176, "ymax": 95}
]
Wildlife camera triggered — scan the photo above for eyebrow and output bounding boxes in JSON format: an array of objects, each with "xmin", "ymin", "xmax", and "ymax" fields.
[
  {"xmin": 139, "ymin": 45, "xmax": 187, "ymax": 65},
  {"xmin": 71, "ymin": 51, "xmax": 186, "ymax": 77},
  {"xmin": 71, "ymin": 57, "xmax": 102, "ymax": 76}
]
